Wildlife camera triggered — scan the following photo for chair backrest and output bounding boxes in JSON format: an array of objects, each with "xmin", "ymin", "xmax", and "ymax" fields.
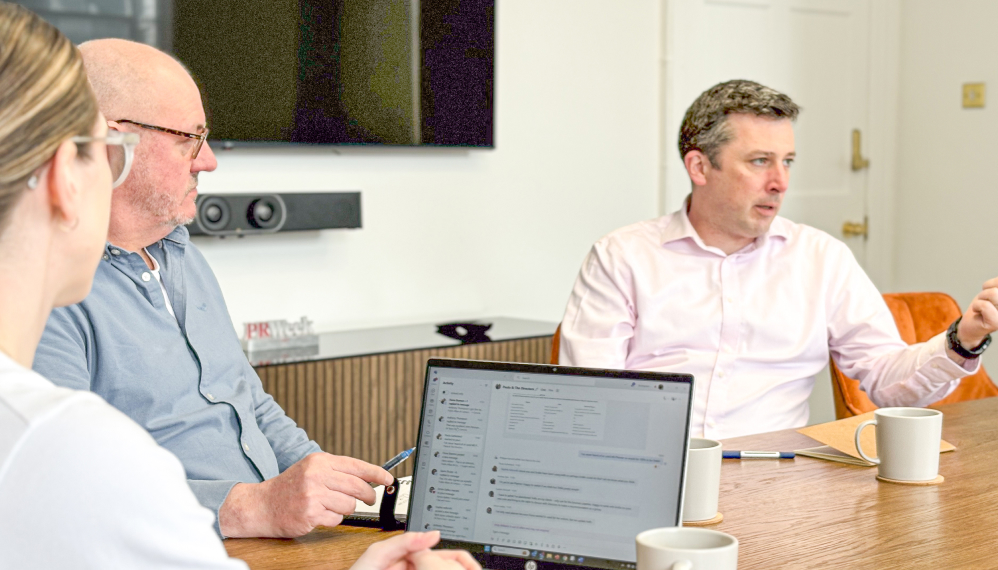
[
  {"xmin": 551, "ymin": 324, "xmax": 561, "ymax": 364},
  {"xmin": 829, "ymin": 292, "xmax": 998, "ymax": 418}
]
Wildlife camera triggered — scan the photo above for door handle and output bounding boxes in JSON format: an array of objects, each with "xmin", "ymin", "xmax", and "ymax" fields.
[
  {"xmin": 842, "ymin": 216, "xmax": 868, "ymax": 239},
  {"xmin": 851, "ymin": 129, "xmax": 870, "ymax": 171}
]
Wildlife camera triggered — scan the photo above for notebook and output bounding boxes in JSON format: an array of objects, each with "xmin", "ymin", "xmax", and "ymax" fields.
[
  {"xmin": 406, "ymin": 359, "xmax": 695, "ymax": 570},
  {"xmin": 796, "ymin": 411, "xmax": 956, "ymax": 466}
]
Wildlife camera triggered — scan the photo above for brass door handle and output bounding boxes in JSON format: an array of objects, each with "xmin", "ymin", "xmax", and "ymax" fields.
[
  {"xmin": 851, "ymin": 129, "xmax": 870, "ymax": 171},
  {"xmin": 842, "ymin": 216, "xmax": 868, "ymax": 239}
]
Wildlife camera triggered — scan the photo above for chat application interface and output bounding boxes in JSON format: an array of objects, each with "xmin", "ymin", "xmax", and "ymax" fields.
[{"xmin": 408, "ymin": 367, "xmax": 692, "ymax": 564}]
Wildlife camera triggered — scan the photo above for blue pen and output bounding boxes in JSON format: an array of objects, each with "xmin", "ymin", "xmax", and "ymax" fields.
[
  {"xmin": 722, "ymin": 450, "xmax": 795, "ymax": 459},
  {"xmin": 382, "ymin": 447, "xmax": 416, "ymax": 471}
]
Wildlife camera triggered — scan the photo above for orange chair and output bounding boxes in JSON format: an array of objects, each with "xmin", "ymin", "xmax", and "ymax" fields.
[
  {"xmin": 551, "ymin": 324, "xmax": 561, "ymax": 364},
  {"xmin": 830, "ymin": 292, "xmax": 998, "ymax": 419}
]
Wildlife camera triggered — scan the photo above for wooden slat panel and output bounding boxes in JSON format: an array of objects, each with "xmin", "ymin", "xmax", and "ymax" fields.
[{"xmin": 254, "ymin": 336, "xmax": 553, "ymax": 478}]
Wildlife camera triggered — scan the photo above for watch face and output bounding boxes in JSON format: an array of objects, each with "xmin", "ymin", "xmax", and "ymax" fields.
[{"xmin": 976, "ymin": 335, "xmax": 993, "ymax": 354}]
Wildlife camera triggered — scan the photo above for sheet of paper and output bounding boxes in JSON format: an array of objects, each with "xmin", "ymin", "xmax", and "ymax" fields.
[
  {"xmin": 797, "ymin": 411, "xmax": 955, "ymax": 460},
  {"xmin": 795, "ymin": 445, "xmax": 875, "ymax": 467}
]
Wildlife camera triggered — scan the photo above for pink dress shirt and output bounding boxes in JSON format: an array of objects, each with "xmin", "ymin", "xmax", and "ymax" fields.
[{"xmin": 559, "ymin": 205, "xmax": 975, "ymax": 439}]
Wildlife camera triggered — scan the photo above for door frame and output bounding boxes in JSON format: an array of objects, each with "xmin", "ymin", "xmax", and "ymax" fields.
[{"xmin": 658, "ymin": 0, "xmax": 901, "ymax": 291}]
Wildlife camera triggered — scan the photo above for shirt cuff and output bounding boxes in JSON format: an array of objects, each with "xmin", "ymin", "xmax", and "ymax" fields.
[
  {"xmin": 187, "ymin": 479, "xmax": 241, "ymax": 538},
  {"xmin": 927, "ymin": 332, "xmax": 982, "ymax": 375}
]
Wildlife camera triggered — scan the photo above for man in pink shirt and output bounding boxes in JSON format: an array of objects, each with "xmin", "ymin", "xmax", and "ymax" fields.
[{"xmin": 559, "ymin": 80, "xmax": 998, "ymax": 439}]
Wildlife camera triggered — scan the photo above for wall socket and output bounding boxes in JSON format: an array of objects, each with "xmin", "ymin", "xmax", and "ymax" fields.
[{"xmin": 963, "ymin": 83, "xmax": 986, "ymax": 108}]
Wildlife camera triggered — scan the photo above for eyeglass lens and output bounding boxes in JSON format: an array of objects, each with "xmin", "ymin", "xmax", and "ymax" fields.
[
  {"xmin": 106, "ymin": 144, "xmax": 127, "ymax": 187},
  {"xmin": 191, "ymin": 133, "xmax": 206, "ymax": 159}
]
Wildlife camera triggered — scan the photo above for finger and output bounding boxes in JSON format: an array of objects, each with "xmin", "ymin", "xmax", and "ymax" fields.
[
  {"xmin": 408, "ymin": 551, "xmax": 462, "ymax": 570},
  {"xmin": 317, "ymin": 469, "xmax": 379, "ymax": 507},
  {"xmin": 358, "ymin": 532, "xmax": 442, "ymax": 568},
  {"xmin": 983, "ymin": 277, "xmax": 998, "ymax": 290},
  {"xmin": 971, "ymin": 298, "xmax": 998, "ymax": 329},
  {"xmin": 431, "ymin": 549, "xmax": 482, "ymax": 570},
  {"xmin": 317, "ymin": 487, "xmax": 364, "ymax": 516},
  {"xmin": 977, "ymin": 287, "xmax": 998, "ymax": 307},
  {"xmin": 311, "ymin": 510, "xmax": 344, "ymax": 530},
  {"xmin": 317, "ymin": 453, "xmax": 394, "ymax": 487},
  {"xmin": 409, "ymin": 549, "xmax": 481, "ymax": 570}
]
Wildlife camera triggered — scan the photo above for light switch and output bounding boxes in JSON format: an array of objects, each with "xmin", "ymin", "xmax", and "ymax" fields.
[{"xmin": 963, "ymin": 83, "xmax": 986, "ymax": 108}]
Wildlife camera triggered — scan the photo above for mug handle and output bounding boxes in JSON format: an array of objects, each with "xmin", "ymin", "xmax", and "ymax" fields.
[
  {"xmin": 671, "ymin": 561, "xmax": 693, "ymax": 570},
  {"xmin": 854, "ymin": 420, "xmax": 879, "ymax": 464}
]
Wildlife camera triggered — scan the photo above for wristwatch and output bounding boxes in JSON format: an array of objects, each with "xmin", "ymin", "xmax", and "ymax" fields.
[{"xmin": 946, "ymin": 317, "xmax": 991, "ymax": 359}]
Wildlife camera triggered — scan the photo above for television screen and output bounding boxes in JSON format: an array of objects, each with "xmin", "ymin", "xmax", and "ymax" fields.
[{"xmin": 18, "ymin": 0, "xmax": 495, "ymax": 147}]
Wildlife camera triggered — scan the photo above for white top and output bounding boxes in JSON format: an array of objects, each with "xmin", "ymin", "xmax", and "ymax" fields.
[
  {"xmin": 145, "ymin": 247, "xmax": 177, "ymax": 318},
  {"xmin": 0, "ymin": 351, "xmax": 246, "ymax": 569},
  {"xmin": 559, "ymin": 207, "xmax": 974, "ymax": 439}
]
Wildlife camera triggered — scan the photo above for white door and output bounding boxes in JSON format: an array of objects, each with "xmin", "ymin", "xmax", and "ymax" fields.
[{"xmin": 661, "ymin": 0, "xmax": 877, "ymax": 266}]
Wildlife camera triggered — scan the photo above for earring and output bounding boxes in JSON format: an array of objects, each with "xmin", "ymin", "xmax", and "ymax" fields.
[
  {"xmin": 27, "ymin": 175, "xmax": 38, "ymax": 189},
  {"xmin": 60, "ymin": 217, "xmax": 79, "ymax": 232}
]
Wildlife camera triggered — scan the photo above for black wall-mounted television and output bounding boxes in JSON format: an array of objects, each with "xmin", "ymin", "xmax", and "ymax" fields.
[{"xmin": 20, "ymin": 0, "xmax": 495, "ymax": 148}]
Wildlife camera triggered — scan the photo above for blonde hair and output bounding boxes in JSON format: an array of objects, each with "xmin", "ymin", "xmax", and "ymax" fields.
[{"xmin": 0, "ymin": 2, "xmax": 99, "ymax": 232}]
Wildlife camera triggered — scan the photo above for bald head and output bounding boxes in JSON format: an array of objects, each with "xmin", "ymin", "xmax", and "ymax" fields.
[
  {"xmin": 79, "ymin": 39, "xmax": 200, "ymax": 122},
  {"xmin": 77, "ymin": 39, "xmax": 215, "ymax": 252}
]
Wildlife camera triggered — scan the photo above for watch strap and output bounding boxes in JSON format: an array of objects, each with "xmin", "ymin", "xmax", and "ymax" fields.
[{"xmin": 947, "ymin": 317, "xmax": 991, "ymax": 359}]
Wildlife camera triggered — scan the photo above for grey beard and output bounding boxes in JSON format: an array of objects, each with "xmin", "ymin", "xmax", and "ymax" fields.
[{"xmin": 165, "ymin": 193, "xmax": 197, "ymax": 228}]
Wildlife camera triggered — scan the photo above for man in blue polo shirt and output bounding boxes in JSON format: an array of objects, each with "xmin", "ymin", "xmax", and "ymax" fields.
[{"xmin": 32, "ymin": 38, "xmax": 392, "ymax": 539}]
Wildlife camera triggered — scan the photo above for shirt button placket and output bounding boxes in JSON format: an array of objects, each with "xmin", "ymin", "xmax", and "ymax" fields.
[{"xmin": 707, "ymin": 257, "xmax": 741, "ymax": 436}]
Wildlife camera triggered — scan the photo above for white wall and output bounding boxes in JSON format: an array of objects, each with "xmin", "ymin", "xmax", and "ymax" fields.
[
  {"xmin": 895, "ymin": 0, "xmax": 998, "ymax": 373},
  {"xmin": 195, "ymin": 1, "xmax": 661, "ymax": 334}
]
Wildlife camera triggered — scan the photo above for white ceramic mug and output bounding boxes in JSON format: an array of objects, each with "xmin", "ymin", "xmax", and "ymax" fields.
[
  {"xmin": 682, "ymin": 438, "xmax": 721, "ymax": 522},
  {"xmin": 636, "ymin": 527, "xmax": 738, "ymax": 570},
  {"xmin": 854, "ymin": 407, "xmax": 943, "ymax": 481}
]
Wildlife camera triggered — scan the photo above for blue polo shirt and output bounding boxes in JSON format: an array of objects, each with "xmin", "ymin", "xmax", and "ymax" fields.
[{"xmin": 33, "ymin": 225, "xmax": 320, "ymax": 535}]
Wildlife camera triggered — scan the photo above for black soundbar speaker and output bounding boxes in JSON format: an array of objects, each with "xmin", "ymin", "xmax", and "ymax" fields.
[{"xmin": 187, "ymin": 192, "xmax": 361, "ymax": 237}]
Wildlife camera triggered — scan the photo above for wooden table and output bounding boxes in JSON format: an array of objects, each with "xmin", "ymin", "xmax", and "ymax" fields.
[{"xmin": 226, "ymin": 398, "xmax": 998, "ymax": 569}]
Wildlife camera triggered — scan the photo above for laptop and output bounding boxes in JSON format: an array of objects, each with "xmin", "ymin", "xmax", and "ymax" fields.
[{"xmin": 406, "ymin": 359, "xmax": 695, "ymax": 570}]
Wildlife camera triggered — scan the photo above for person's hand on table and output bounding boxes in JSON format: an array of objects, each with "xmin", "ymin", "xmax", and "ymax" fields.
[
  {"xmin": 218, "ymin": 452, "xmax": 393, "ymax": 538},
  {"xmin": 352, "ymin": 531, "xmax": 481, "ymax": 570},
  {"xmin": 950, "ymin": 277, "xmax": 998, "ymax": 363}
]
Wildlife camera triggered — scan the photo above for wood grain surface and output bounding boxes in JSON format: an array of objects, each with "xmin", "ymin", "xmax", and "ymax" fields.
[
  {"xmin": 710, "ymin": 397, "xmax": 998, "ymax": 569},
  {"xmin": 226, "ymin": 525, "xmax": 402, "ymax": 570},
  {"xmin": 226, "ymin": 397, "xmax": 998, "ymax": 570}
]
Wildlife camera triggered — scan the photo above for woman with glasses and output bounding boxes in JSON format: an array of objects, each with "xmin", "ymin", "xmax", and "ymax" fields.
[
  {"xmin": 0, "ymin": 5, "xmax": 477, "ymax": 570},
  {"xmin": 0, "ymin": 3, "xmax": 240, "ymax": 567}
]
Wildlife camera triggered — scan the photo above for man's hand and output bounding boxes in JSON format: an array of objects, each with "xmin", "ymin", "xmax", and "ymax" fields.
[
  {"xmin": 218, "ymin": 452, "xmax": 393, "ymax": 538},
  {"xmin": 948, "ymin": 277, "xmax": 998, "ymax": 364},
  {"xmin": 352, "ymin": 531, "xmax": 481, "ymax": 570}
]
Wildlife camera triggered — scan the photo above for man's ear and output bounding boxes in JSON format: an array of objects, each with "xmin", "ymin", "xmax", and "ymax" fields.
[
  {"xmin": 683, "ymin": 150, "xmax": 712, "ymax": 187},
  {"xmin": 44, "ymin": 138, "xmax": 82, "ymax": 227}
]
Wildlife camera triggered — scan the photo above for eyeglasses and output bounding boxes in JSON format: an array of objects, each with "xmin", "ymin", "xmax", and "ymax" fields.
[
  {"xmin": 113, "ymin": 119, "xmax": 210, "ymax": 160},
  {"xmin": 71, "ymin": 131, "xmax": 140, "ymax": 188}
]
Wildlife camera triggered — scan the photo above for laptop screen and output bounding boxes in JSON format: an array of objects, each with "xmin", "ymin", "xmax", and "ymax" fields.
[{"xmin": 407, "ymin": 359, "xmax": 695, "ymax": 570}]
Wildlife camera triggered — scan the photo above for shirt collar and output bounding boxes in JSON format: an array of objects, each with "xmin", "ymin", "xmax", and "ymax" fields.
[
  {"xmin": 105, "ymin": 225, "xmax": 190, "ymax": 257},
  {"xmin": 660, "ymin": 194, "xmax": 791, "ymax": 252},
  {"xmin": 162, "ymin": 224, "xmax": 190, "ymax": 245}
]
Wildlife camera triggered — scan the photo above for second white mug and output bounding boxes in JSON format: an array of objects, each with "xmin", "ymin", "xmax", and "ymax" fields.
[
  {"xmin": 854, "ymin": 407, "xmax": 943, "ymax": 481},
  {"xmin": 682, "ymin": 438, "xmax": 721, "ymax": 522}
]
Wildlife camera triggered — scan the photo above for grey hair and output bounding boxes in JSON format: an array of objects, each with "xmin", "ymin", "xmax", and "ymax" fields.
[{"xmin": 679, "ymin": 79, "xmax": 800, "ymax": 168}]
